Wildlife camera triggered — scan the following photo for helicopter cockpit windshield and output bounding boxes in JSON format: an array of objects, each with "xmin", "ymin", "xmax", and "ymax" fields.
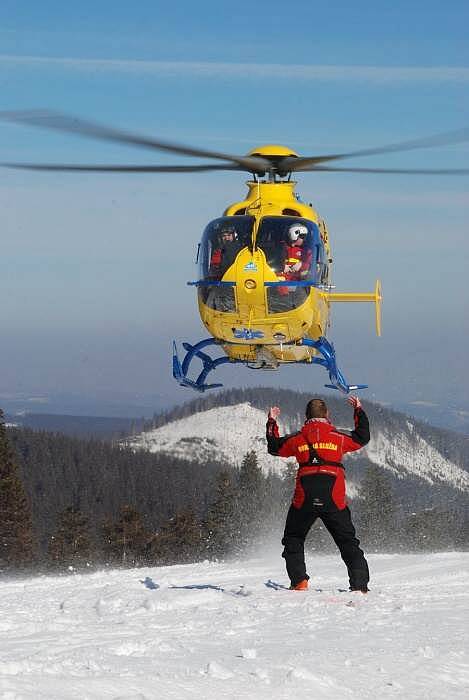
[
  {"xmin": 198, "ymin": 215, "xmax": 254, "ymax": 312},
  {"xmin": 256, "ymin": 216, "xmax": 325, "ymax": 312},
  {"xmin": 200, "ymin": 216, "xmax": 254, "ymax": 280}
]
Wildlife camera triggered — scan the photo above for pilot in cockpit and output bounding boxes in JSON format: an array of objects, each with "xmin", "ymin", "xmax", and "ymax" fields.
[{"xmin": 209, "ymin": 224, "xmax": 243, "ymax": 279}]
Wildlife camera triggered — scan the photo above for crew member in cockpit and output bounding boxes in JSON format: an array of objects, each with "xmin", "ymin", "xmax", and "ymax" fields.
[
  {"xmin": 209, "ymin": 224, "xmax": 242, "ymax": 279},
  {"xmin": 276, "ymin": 223, "xmax": 312, "ymax": 296},
  {"xmin": 282, "ymin": 224, "xmax": 312, "ymax": 281}
]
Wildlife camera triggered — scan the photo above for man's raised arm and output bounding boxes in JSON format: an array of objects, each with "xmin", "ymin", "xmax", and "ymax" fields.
[
  {"xmin": 346, "ymin": 395, "xmax": 370, "ymax": 448},
  {"xmin": 265, "ymin": 405, "xmax": 295, "ymax": 457}
]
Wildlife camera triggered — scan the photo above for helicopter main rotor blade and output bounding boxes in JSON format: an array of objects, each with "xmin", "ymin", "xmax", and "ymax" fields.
[
  {"xmin": 0, "ymin": 162, "xmax": 243, "ymax": 173},
  {"xmin": 0, "ymin": 110, "xmax": 270, "ymax": 174},
  {"xmin": 297, "ymin": 165, "xmax": 469, "ymax": 175},
  {"xmin": 282, "ymin": 127, "xmax": 469, "ymax": 171}
]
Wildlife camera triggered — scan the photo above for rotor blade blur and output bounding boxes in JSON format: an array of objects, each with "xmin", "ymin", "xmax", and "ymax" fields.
[
  {"xmin": 0, "ymin": 162, "xmax": 243, "ymax": 173},
  {"xmin": 296, "ymin": 165, "xmax": 469, "ymax": 174},
  {"xmin": 282, "ymin": 127, "xmax": 469, "ymax": 170},
  {"xmin": 0, "ymin": 110, "xmax": 270, "ymax": 173}
]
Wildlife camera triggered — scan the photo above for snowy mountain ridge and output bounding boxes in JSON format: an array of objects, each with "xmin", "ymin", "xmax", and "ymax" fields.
[
  {"xmin": 364, "ymin": 427, "xmax": 469, "ymax": 490},
  {"xmin": 125, "ymin": 403, "xmax": 290, "ymax": 475},
  {"xmin": 124, "ymin": 401, "xmax": 469, "ymax": 495}
]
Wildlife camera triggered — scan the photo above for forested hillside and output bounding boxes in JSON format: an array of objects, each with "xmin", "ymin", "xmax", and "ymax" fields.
[
  {"xmin": 1, "ymin": 389, "xmax": 468, "ymax": 575},
  {"xmin": 135, "ymin": 387, "xmax": 469, "ymax": 513},
  {"xmin": 7, "ymin": 426, "xmax": 225, "ymax": 548},
  {"xmin": 149, "ymin": 387, "xmax": 469, "ymax": 465}
]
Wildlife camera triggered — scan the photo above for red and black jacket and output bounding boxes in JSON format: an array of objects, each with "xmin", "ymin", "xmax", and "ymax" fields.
[{"xmin": 266, "ymin": 408, "xmax": 370, "ymax": 510}]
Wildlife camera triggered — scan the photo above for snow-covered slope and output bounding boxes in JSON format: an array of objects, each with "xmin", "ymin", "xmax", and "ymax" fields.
[
  {"xmin": 125, "ymin": 402, "xmax": 469, "ymax": 494},
  {"xmin": 1, "ymin": 553, "xmax": 468, "ymax": 699}
]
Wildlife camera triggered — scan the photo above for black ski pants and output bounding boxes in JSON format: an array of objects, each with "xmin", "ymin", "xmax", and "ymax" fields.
[{"xmin": 282, "ymin": 475, "xmax": 369, "ymax": 589}]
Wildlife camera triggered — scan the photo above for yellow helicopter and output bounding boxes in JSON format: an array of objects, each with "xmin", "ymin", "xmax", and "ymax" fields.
[{"xmin": 2, "ymin": 111, "xmax": 469, "ymax": 393}]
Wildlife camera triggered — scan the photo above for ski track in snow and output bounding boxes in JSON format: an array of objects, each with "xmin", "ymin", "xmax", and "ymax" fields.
[{"xmin": 1, "ymin": 553, "xmax": 468, "ymax": 699}]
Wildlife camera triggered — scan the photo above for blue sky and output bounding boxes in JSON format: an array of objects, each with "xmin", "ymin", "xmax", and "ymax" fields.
[{"xmin": 0, "ymin": 0, "xmax": 468, "ymax": 417}]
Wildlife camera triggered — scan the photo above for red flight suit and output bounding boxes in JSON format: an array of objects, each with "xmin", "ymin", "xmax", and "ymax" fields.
[{"xmin": 266, "ymin": 407, "xmax": 370, "ymax": 590}]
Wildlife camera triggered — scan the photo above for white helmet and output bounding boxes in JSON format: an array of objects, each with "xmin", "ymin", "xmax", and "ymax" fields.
[{"xmin": 288, "ymin": 224, "xmax": 308, "ymax": 242}]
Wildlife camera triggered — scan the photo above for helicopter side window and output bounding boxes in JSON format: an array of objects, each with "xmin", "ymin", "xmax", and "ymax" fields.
[
  {"xmin": 257, "ymin": 217, "xmax": 319, "ymax": 280},
  {"xmin": 199, "ymin": 216, "xmax": 254, "ymax": 281},
  {"xmin": 198, "ymin": 216, "xmax": 254, "ymax": 312},
  {"xmin": 257, "ymin": 216, "xmax": 321, "ymax": 313},
  {"xmin": 315, "ymin": 244, "xmax": 330, "ymax": 285}
]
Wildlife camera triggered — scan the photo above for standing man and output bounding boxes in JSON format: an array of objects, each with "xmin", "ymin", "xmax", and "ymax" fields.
[{"xmin": 266, "ymin": 396, "xmax": 370, "ymax": 592}]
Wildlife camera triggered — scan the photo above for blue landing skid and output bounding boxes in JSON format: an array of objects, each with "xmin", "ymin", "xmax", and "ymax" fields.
[
  {"xmin": 173, "ymin": 335, "xmax": 367, "ymax": 394},
  {"xmin": 173, "ymin": 338, "xmax": 242, "ymax": 393},
  {"xmin": 301, "ymin": 337, "xmax": 367, "ymax": 394}
]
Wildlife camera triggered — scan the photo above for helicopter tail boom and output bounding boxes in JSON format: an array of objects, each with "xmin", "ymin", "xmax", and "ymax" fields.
[{"xmin": 325, "ymin": 280, "xmax": 382, "ymax": 336}]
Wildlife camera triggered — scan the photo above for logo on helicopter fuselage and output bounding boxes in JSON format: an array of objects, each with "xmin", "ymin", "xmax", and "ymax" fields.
[
  {"xmin": 233, "ymin": 328, "xmax": 264, "ymax": 340},
  {"xmin": 243, "ymin": 261, "xmax": 258, "ymax": 272}
]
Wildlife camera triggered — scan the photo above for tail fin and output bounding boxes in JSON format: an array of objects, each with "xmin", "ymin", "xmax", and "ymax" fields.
[{"xmin": 326, "ymin": 279, "xmax": 382, "ymax": 336}]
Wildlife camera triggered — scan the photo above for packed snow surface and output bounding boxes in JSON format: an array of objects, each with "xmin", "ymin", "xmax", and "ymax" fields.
[{"xmin": 1, "ymin": 553, "xmax": 468, "ymax": 699}]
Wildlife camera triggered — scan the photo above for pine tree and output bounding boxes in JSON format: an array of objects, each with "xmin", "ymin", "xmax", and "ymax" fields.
[
  {"xmin": 102, "ymin": 505, "xmax": 150, "ymax": 567},
  {"xmin": 48, "ymin": 506, "xmax": 94, "ymax": 571},
  {"xmin": 151, "ymin": 507, "xmax": 202, "ymax": 565},
  {"xmin": 455, "ymin": 508, "xmax": 469, "ymax": 550},
  {"xmin": 358, "ymin": 465, "xmax": 396, "ymax": 551},
  {"xmin": 237, "ymin": 450, "xmax": 266, "ymax": 551},
  {"xmin": 402, "ymin": 508, "xmax": 460, "ymax": 551},
  {"xmin": 0, "ymin": 409, "xmax": 35, "ymax": 569},
  {"xmin": 203, "ymin": 470, "xmax": 239, "ymax": 559}
]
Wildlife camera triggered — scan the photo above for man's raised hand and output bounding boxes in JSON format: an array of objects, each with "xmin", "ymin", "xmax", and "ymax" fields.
[
  {"xmin": 347, "ymin": 395, "xmax": 362, "ymax": 410},
  {"xmin": 268, "ymin": 406, "xmax": 281, "ymax": 420}
]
